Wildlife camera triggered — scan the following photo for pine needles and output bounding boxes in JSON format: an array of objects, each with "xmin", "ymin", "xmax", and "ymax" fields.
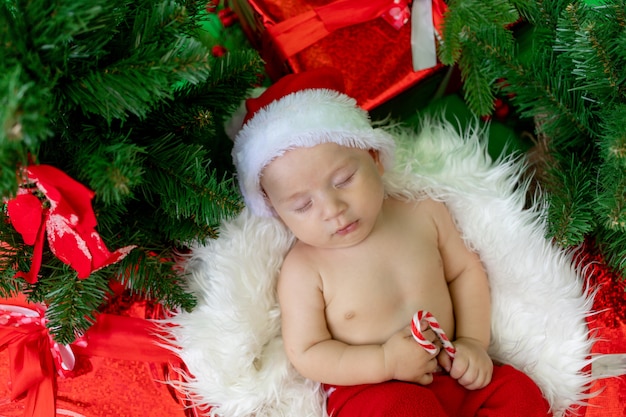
[
  {"xmin": 439, "ymin": 0, "xmax": 626, "ymax": 275},
  {"xmin": 1, "ymin": 0, "xmax": 263, "ymax": 343}
]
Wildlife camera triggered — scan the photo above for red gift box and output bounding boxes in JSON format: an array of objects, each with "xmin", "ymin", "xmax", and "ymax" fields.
[
  {"xmin": 231, "ymin": 0, "xmax": 446, "ymax": 110},
  {"xmin": 0, "ymin": 294, "xmax": 192, "ymax": 417}
]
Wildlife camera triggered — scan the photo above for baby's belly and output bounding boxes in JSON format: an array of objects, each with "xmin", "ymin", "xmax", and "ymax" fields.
[{"xmin": 325, "ymin": 292, "xmax": 454, "ymax": 346}]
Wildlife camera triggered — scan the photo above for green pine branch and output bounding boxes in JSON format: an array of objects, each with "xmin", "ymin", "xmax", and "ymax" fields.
[
  {"xmin": 34, "ymin": 268, "xmax": 112, "ymax": 344},
  {"xmin": 439, "ymin": 0, "xmax": 626, "ymax": 276},
  {"xmin": 544, "ymin": 155, "xmax": 596, "ymax": 247},
  {"xmin": 1, "ymin": 0, "xmax": 265, "ymax": 342},
  {"xmin": 113, "ymin": 248, "xmax": 196, "ymax": 313},
  {"xmin": 597, "ymin": 225, "xmax": 626, "ymax": 272},
  {"xmin": 140, "ymin": 136, "xmax": 242, "ymax": 239},
  {"xmin": 439, "ymin": 0, "xmax": 519, "ymax": 115}
]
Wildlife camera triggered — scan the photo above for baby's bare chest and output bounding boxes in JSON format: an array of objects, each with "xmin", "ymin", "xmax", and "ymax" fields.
[{"xmin": 319, "ymin": 229, "xmax": 452, "ymax": 344}]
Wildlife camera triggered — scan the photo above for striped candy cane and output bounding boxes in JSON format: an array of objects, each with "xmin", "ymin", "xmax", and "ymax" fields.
[{"xmin": 410, "ymin": 310, "xmax": 456, "ymax": 359}]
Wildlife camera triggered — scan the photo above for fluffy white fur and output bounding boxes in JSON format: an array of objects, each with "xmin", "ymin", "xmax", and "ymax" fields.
[
  {"xmin": 162, "ymin": 212, "xmax": 325, "ymax": 417},
  {"xmin": 164, "ymin": 119, "xmax": 601, "ymax": 417},
  {"xmin": 231, "ymin": 89, "xmax": 396, "ymax": 217}
]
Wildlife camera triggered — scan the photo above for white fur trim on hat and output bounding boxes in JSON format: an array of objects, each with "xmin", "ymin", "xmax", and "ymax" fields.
[{"xmin": 231, "ymin": 89, "xmax": 396, "ymax": 217}]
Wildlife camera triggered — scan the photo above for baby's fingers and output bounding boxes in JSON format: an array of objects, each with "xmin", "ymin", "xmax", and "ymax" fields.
[
  {"xmin": 416, "ymin": 355, "xmax": 441, "ymax": 385},
  {"xmin": 458, "ymin": 365, "xmax": 492, "ymax": 390},
  {"xmin": 451, "ymin": 355, "xmax": 493, "ymax": 390},
  {"xmin": 449, "ymin": 354, "xmax": 469, "ymax": 380},
  {"xmin": 457, "ymin": 365, "xmax": 479, "ymax": 389},
  {"xmin": 437, "ymin": 350, "xmax": 452, "ymax": 373}
]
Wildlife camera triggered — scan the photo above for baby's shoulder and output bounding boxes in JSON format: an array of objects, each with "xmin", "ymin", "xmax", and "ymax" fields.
[
  {"xmin": 393, "ymin": 195, "xmax": 448, "ymax": 218},
  {"xmin": 389, "ymin": 197, "xmax": 455, "ymax": 237},
  {"xmin": 280, "ymin": 242, "xmax": 319, "ymax": 277},
  {"xmin": 277, "ymin": 245, "xmax": 323, "ymax": 296}
]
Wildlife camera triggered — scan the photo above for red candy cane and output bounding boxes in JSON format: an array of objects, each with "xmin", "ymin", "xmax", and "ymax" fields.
[{"xmin": 411, "ymin": 310, "xmax": 456, "ymax": 359}]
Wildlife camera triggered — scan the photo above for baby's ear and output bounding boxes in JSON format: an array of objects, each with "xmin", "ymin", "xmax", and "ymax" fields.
[{"xmin": 368, "ymin": 149, "xmax": 384, "ymax": 174}]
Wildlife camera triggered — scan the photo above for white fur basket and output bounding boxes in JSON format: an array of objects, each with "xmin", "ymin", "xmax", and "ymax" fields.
[{"xmin": 162, "ymin": 119, "xmax": 619, "ymax": 417}]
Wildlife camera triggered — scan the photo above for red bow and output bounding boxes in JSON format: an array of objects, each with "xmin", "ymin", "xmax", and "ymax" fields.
[
  {"xmin": 0, "ymin": 296, "xmax": 181, "ymax": 417},
  {"xmin": 6, "ymin": 164, "xmax": 135, "ymax": 283},
  {"xmin": 0, "ymin": 302, "xmax": 59, "ymax": 417}
]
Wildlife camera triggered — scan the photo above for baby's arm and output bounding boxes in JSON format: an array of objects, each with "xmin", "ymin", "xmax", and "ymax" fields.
[
  {"xmin": 278, "ymin": 250, "xmax": 440, "ymax": 386},
  {"xmin": 431, "ymin": 200, "xmax": 493, "ymax": 390}
]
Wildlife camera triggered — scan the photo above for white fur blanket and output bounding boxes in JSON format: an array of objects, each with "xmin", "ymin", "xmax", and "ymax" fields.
[{"xmin": 163, "ymin": 120, "xmax": 599, "ymax": 417}]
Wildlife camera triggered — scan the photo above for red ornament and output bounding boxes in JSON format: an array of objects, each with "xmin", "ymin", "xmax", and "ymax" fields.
[
  {"xmin": 218, "ymin": 7, "xmax": 238, "ymax": 27},
  {"xmin": 493, "ymin": 98, "xmax": 510, "ymax": 120},
  {"xmin": 205, "ymin": 0, "xmax": 218, "ymax": 13},
  {"xmin": 211, "ymin": 44, "xmax": 228, "ymax": 57},
  {"xmin": 496, "ymin": 77, "xmax": 516, "ymax": 100},
  {"xmin": 494, "ymin": 103, "xmax": 510, "ymax": 119},
  {"xmin": 6, "ymin": 165, "xmax": 135, "ymax": 283}
]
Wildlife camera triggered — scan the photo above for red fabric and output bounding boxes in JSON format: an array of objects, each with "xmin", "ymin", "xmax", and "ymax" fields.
[
  {"xmin": 578, "ymin": 243, "xmax": 626, "ymax": 417},
  {"xmin": 72, "ymin": 313, "xmax": 178, "ymax": 363},
  {"xmin": 231, "ymin": 0, "xmax": 445, "ymax": 110},
  {"xmin": 0, "ymin": 353, "xmax": 188, "ymax": 417},
  {"xmin": 324, "ymin": 364, "xmax": 551, "ymax": 417},
  {"xmin": 0, "ymin": 295, "xmax": 186, "ymax": 417},
  {"xmin": 0, "ymin": 307, "xmax": 56, "ymax": 416}
]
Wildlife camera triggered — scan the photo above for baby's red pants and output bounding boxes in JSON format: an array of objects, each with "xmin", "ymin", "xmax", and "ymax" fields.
[{"xmin": 324, "ymin": 364, "xmax": 552, "ymax": 417}]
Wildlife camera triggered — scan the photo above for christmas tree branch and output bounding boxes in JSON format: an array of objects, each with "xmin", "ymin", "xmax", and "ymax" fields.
[
  {"xmin": 1, "ymin": 0, "xmax": 264, "ymax": 341},
  {"xmin": 439, "ymin": 0, "xmax": 626, "ymax": 276},
  {"xmin": 36, "ymin": 268, "xmax": 111, "ymax": 344}
]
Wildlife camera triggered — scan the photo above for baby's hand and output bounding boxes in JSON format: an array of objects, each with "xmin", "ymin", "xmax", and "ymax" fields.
[
  {"xmin": 382, "ymin": 325, "xmax": 440, "ymax": 385},
  {"xmin": 439, "ymin": 337, "xmax": 493, "ymax": 390}
]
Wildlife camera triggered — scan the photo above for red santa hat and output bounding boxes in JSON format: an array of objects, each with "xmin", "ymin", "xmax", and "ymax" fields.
[{"xmin": 230, "ymin": 67, "xmax": 396, "ymax": 217}]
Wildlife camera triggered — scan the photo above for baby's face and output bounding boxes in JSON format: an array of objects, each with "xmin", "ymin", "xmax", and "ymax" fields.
[{"xmin": 260, "ymin": 142, "xmax": 386, "ymax": 249}]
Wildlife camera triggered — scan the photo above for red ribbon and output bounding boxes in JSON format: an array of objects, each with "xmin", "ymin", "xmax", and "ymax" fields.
[
  {"xmin": 6, "ymin": 164, "xmax": 135, "ymax": 283},
  {"xmin": 0, "ymin": 300, "xmax": 56, "ymax": 417},
  {"xmin": 72, "ymin": 313, "xmax": 178, "ymax": 363},
  {"xmin": 0, "ymin": 297, "xmax": 178, "ymax": 417},
  {"xmin": 266, "ymin": 0, "xmax": 408, "ymax": 60}
]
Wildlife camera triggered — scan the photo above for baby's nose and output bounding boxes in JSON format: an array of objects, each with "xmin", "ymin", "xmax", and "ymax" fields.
[{"xmin": 322, "ymin": 193, "xmax": 347, "ymax": 220}]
